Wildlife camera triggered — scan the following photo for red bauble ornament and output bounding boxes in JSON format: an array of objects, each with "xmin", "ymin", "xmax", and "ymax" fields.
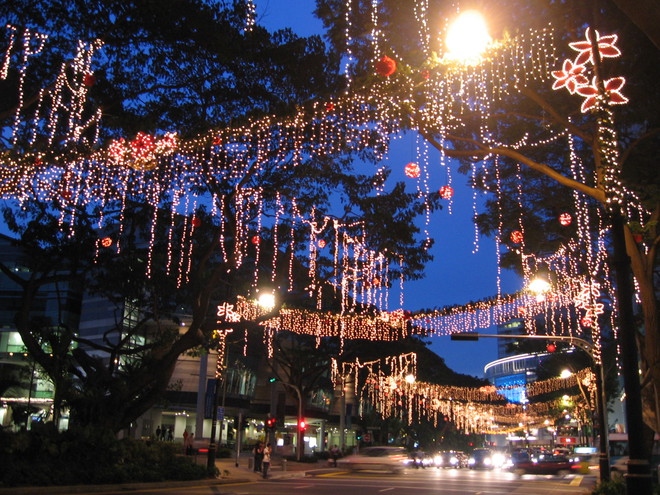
[
  {"xmin": 317, "ymin": 239, "xmax": 326, "ymax": 248},
  {"xmin": 404, "ymin": 162, "xmax": 421, "ymax": 178},
  {"xmin": 83, "ymin": 73, "xmax": 96, "ymax": 87},
  {"xmin": 60, "ymin": 190, "xmax": 72, "ymax": 200},
  {"xmin": 251, "ymin": 235, "xmax": 260, "ymax": 245},
  {"xmin": 510, "ymin": 230, "xmax": 524, "ymax": 244},
  {"xmin": 421, "ymin": 69, "xmax": 430, "ymax": 80},
  {"xmin": 375, "ymin": 55, "xmax": 397, "ymax": 77},
  {"xmin": 633, "ymin": 233, "xmax": 643, "ymax": 243},
  {"xmin": 546, "ymin": 343, "xmax": 557, "ymax": 353},
  {"xmin": 439, "ymin": 185, "xmax": 454, "ymax": 199},
  {"xmin": 100, "ymin": 237, "xmax": 112, "ymax": 248},
  {"xmin": 559, "ymin": 213, "xmax": 572, "ymax": 226},
  {"xmin": 191, "ymin": 217, "xmax": 201, "ymax": 228}
]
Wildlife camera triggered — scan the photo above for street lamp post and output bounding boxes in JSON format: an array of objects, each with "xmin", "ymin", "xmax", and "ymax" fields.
[{"xmin": 451, "ymin": 332, "xmax": 610, "ymax": 481}]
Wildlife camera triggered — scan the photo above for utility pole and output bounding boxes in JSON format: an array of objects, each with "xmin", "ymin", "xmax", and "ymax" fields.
[{"xmin": 451, "ymin": 332, "xmax": 610, "ymax": 482}]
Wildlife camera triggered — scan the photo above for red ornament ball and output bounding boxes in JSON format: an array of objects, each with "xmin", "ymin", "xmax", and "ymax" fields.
[
  {"xmin": 421, "ymin": 69, "xmax": 430, "ymax": 80},
  {"xmin": 546, "ymin": 343, "xmax": 557, "ymax": 353},
  {"xmin": 251, "ymin": 235, "xmax": 260, "ymax": 245},
  {"xmin": 100, "ymin": 237, "xmax": 112, "ymax": 248},
  {"xmin": 439, "ymin": 185, "xmax": 454, "ymax": 199},
  {"xmin": 581, "ymin": 316, "xmax": 593, "ymax": 327},
  {"xmin": 191, "ymin": 217, "xmax": 202, "ymax": 228},
  {"xmin": 60, "ymin": 190, "xmax": 72, "ymax": 200},
  {"xmin": 317, "ymin": 239, "xmax": 326, "ymax": 248},
  {"xmin": 404, "ymin": 162, "xmax": 421, "ymax": 178},
  {"xmin": 510, "ymin": 230, "xmax": 524, "ymax": 244},
  {"xmin": 633, "ymin": 233, "xmax": 643, "ymax": 243},
  {"xmin": 83, "ymin": 73, "xmax": 96, "ymax": 87},
  {"xmin": 375, "ymin": 55, "xmax": 397, "ymax": 77},
  {"xmin": 559, "ymin": 213, "xmax": 572, "ymax": 226}
]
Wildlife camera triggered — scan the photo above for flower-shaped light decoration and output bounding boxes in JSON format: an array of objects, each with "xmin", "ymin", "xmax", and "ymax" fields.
[
  {"xmin": 568, "ymin": 28, "xmax": 621, "ymax": 66},
  {"xmin": 551, "ymin": 59, "xmax": 588, "ymax": 94},
  {"xmin": 576, "ymin": 77, "xmax": 628, "ymax": 113},
  {"xmin": 553, "ymin": 28, "xmax": 627, "ymax": 114}
]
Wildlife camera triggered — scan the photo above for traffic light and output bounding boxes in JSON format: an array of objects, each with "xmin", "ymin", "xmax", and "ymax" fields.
[
  {"xmin": 269, "ymin": 377, "xmax": 277, "ymax": 383},
  {"xmin": 266, "ymin": 417, "xmax": 276, "ymax": 429},
  {"xmin": 298, "ymin": 419, "xmax": 306, "ymax": 431},
  {"xmin": 546, "ymin": 343, "xmax": 557, "ymax": 353},
  {"xmin": 356, "ymin": 430, "xmax": 362, "ymax": 440}
]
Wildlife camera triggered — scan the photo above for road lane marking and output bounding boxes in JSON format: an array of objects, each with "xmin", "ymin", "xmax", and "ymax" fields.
[
  {"xmin": 379, "ymin": 488, "xmax": 395, "ymax": 492},
  {"xmin": 294, "ymin": 484, "xmax": 314, "ymax": 489},
  {"xmin": 570, "ymin": 475, "xmax": 583, "ymax": 486}
]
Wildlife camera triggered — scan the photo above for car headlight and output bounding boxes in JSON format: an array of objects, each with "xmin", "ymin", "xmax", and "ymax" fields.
[
  {"xmin": 450, "ymin": 456, "xmax": 458, "ymax": 465},
  {"xmin": 469, "ymin": 458, "xmax": 476, "ymax": 465},
  {"xmin": 492, "ymin": 453, "xmax": 505, "ymax": 467},
  {"xmin": 434, "ymin": 456, "xmax": 442, "ymax": 465},
  {"xmin": 484, "ymin": 457, "xmax": 492, "ymax": 466}
]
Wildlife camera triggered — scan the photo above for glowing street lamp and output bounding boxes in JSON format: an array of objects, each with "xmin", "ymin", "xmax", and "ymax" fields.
[
  {"xmin": 528, "ymin": 276, "xmax": 551, "ymax": 295},
  {"xmin": 444, "ymin": 10, "xmax": 491, "ymax": 65},
  {"xmin": 257, "ymin": 292, "xmax": 276, "ymax": 310}
]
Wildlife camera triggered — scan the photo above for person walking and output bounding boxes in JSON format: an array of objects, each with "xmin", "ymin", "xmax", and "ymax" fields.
[
  {"xmin": 156, "ymin": 425, "xmax": 162, "ymax": 441},
  {"xmin": 330, "ymin": 445, "xmax": 340, "ymax": 467},
  {"xmin": 262, "ymin": 443, "xmax": 272, "ymax": 479}
]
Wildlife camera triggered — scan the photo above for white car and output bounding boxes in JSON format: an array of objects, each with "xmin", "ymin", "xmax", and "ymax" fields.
[{"xmin": 337, "ymin": 446, "xmax": 408, "ymax": 474}]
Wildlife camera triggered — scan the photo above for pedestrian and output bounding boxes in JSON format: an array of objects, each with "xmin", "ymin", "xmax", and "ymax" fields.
[
  {"xmin": 253, "ymin": 442, "xmax": 264, "ymax": 472},
  {"xmin": 156, "ymin": 425, "xmax": 162, "ymax": 441},
  {"xmin": 183, "ymin": 428, "xmax": 190, "ymax": 454},
  {"xmin": 262, "ymin": 442, "xmax": 272, "ymax": 479},
  {"xmin": 160, "ymin": 425, "xmax": 166, "ymax": 441},
  {"xmin": 330, "ymin": 445, "xmax": 340, "ymax": 467},
  {"xmin": 167, "ymin": 427, "xmax": 173, "ymax": 441},
  {"xmin": 186, "ymin": 432, "xmax": 195, "ymax": 455}
]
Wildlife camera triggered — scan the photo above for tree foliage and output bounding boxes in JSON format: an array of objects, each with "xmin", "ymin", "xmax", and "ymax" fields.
[
  {"xmin": 315, "ymin": 0, "xmax": 660, "ymax": 433},
  {"xmin": 0, "ymin": 0, "xmax": 440, "ymax": 433}
]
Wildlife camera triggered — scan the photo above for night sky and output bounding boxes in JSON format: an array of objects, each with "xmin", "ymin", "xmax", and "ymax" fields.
[{"xmin": 257, "ymin": 2, "xmax": 522, "ymax": 377}]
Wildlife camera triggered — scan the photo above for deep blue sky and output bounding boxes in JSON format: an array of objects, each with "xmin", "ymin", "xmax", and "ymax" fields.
[{"xmin": 257, "ymin": 2, "xmax": 522, "ymax": 377}]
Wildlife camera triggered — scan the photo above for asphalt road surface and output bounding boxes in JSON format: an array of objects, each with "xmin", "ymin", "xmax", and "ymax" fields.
[{"xmin": 78, "ymin": 467, "xmax": 595, "ymax": 495}]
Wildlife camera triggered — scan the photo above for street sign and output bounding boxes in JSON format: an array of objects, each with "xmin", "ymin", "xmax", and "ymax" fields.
[
  {"xmin": 217, "ymin": 406, "xmax": 224, "ymax": 421},
  {"xmin": 363, "ymin": 433, "xmax": 372, "ymax": 443}
]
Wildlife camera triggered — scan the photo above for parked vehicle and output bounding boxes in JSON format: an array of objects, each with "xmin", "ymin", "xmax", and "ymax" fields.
[
  {"xmin": 511, "ymin": 454, "xmax": 576, "ymax": 476},
  {"xmin": 337, "ymin": 446, "xmax": 408, "ymax": 474}
]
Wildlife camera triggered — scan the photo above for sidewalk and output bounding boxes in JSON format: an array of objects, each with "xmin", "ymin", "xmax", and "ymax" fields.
[
  {"xmin": 0, "ymin": 454, "xmax": 338, "ymax": 494},
  {"xmin": 212, "ymin": 453, "xmax": 335, "ymax": 481}
]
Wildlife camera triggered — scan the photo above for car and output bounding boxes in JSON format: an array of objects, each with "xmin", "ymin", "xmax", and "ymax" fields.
[
  {"xmin": 511, "ymin": 454, "xmax": 576, "ymax": 477},
  {"xmin": 435, "ymin": 450, "xmax": 468, "ymax": 468},
  {"xmin": 337, "ymin": 446, "xmax": 409, "ymax": 474},
  {"xmin": 468, "ymin": 448, "xmax": 495, "ymax": 469}
]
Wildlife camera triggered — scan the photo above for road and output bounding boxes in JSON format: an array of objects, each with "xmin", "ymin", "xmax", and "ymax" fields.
[{"xmin": 77, "ymin": 468, "xmax": 594, "ymax": 495}]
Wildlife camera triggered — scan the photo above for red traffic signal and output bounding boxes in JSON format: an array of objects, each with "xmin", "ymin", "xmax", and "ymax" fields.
[
  {"xmin": 546, "ymin": 343, "xmax": 557, "ymax": 353},
  {"xmin": 266, "ymin": 417, "xmax": 276, "ymax": 429},
  {"xmin": 298, "ymin": 419, "xmax": 306, "ymax": 431}
]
